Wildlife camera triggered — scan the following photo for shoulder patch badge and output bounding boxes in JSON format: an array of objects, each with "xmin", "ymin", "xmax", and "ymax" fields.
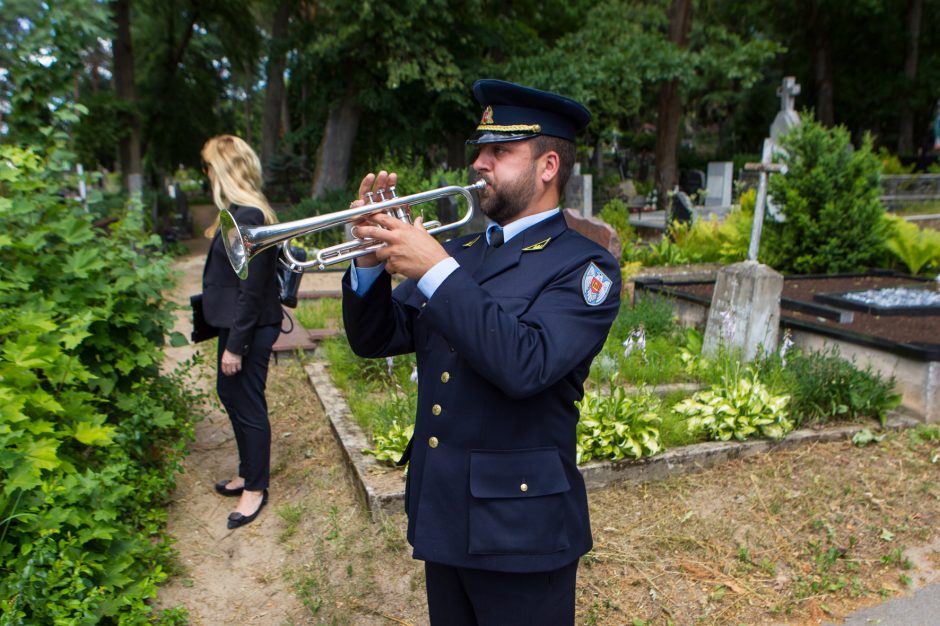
[
  {"xmin": 581, "ymin": 262, "xmax": 613, "ymax": 306},
  {"xmin": 463, "ymin": 235, "xmax": 482, "ymax": 248},
  {"xmin": 521, "ymin": 237, "xmax": 552, "ymax": 252}
]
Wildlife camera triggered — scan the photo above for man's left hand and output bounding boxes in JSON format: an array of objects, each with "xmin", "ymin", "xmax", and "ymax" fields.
[{"xmin": 353, "ymin": 213, "xmax": 449, "ymax": 280}]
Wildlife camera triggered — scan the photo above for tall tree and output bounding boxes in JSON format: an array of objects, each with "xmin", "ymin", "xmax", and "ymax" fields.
[
  {"xmin": 112, "ymin": 0, "xmax": 142, "ymax": 193},
  {"xmin": 804, "ymin": 0, "xmax": 834, "ymax": 126},
  {"xmin": 654, "ymin": 0, "xmax": 693, "ymax": 210},
  {"xmin": 261, "ymin": 0, "xmax": 293, "ymax": 177},
  {"xmin": 897, "ymin": 0, "xmax": 923, "ymax": 155}
]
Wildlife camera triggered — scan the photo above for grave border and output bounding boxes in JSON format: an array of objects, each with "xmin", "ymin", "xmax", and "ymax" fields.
[{"xmin": 303, "ymin": 358, "xmax": 919, "ymax": 521}]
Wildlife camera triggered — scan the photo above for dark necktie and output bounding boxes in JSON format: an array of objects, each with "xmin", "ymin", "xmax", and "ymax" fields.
[{"xmin": 490, "ymin": 226, "xmax": 504, "ymax": 248}]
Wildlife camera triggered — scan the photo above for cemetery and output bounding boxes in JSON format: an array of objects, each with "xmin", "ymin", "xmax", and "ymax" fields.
[{"xmin": 5, "ymin": 2, "xmax": 940, "ymax": 625}]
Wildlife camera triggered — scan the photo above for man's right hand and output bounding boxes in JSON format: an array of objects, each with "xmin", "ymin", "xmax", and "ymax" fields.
[{"xmin": 350, "ymin": 170, "xmax": 398, "ymax": 268}]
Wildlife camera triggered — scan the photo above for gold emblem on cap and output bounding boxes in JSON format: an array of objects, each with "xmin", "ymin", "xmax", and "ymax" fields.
[{"xmin": 480, "ymin": 106, "xmax": 494, "ymax": 125}]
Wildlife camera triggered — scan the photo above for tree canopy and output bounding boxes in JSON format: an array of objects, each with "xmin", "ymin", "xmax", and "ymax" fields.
[{"xmin": 1, "ymin": 0, "xmax": 937, "ymax": 198}]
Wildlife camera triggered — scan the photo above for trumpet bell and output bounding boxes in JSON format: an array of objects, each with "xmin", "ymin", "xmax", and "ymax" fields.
[{"xmin": 219, "ymin": 209, "xmax": 250, "ymax": 280}]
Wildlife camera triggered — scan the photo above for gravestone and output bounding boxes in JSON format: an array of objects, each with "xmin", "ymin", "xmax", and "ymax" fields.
[
  {"xmin": 679, "ymin": 169, "xmax": 705, "ymax": 196},
  {"xmin": 704, "ymin": 162, "xmax": 733, "ymax": 208},
  {"xmin": 701, "ymin": 261, "xmax": 783, "ymax": 361},
  {"xmin": 670, "ymin": 190, "xmax": 694, "ymax": 224},
  {"xmin": 564, "ymin": 163, "xmax": 593, "ymax": 217}
]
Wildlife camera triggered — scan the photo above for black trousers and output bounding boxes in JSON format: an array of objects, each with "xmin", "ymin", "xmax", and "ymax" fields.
[
  {"xmin": 216, "ymin": 325, "xmax": 279, "ymax": 491},
  {"xmin": 425, "ymin": 559, "xmax": 578, "ymax": 626}
]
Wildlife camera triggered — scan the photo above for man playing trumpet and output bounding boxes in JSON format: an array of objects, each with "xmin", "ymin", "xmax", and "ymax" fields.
[{"xmin": 342, "ymin": 80, "xmax": 620, "ymax": 625}]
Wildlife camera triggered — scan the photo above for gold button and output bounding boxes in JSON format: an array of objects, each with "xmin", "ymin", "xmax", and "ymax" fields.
[
  {"xmin": 440, "ymin": 372, "xmax": 450, "ymax": 383},
  {"xmin": 520, "ymin": 483, "xmax": 528, "ymax": 492},
  {"xmin": 421, "ymin": 301, "xmax": 427, "ymax": 308},
  {"xmin": 431, "ymin": 404, "xmax": 442, "ymax": 416},
  {"xmin": 428, "ymin": 436, "xmax": 439, "ymax": 448}
]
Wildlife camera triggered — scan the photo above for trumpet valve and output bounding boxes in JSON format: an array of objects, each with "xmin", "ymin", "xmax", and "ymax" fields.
[
  {"xmin": 365, "ymin": 191, "xmax": 375, "ymax": 204},
  {"xmin": 376, "ymin": 188, "xmax": 386, "ymax": 202},
  {"xmin": 389, "ymin": 185, "xmax": 398, "ymax": 198}
]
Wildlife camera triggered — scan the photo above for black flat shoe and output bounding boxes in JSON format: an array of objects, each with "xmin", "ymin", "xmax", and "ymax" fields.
[
  {"xmin": 214, "ymin": 479, "xmax": 244, "ymax": 497},
  {"xmin": 227, "ymin": 489, "xmax": 268, "ymax": 529}
]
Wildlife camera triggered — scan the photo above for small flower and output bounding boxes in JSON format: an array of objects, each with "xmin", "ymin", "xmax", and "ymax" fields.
[
  {"xmin": 410, "ymin": 365, "xmax": 418, "ymax": 383},
  {"xmin": 623, "ymin": 325, "xmax": 648, "ymax": 363},
  {"xmin": 778, "ymin": 329, "xmax": 794, "ymax": 367},
  {"xmin": 385, "ymin": 356, "xmax": 395, "ymax": 379}
]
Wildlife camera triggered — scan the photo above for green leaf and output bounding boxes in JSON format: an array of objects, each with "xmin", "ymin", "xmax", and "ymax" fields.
[
  {"xmin": 169, "ymin": 332, "xmax": 189, "ymax": 347},
  {"xmin": 73, "ymin": 421, "xmax": 115, "ymax": 446}
]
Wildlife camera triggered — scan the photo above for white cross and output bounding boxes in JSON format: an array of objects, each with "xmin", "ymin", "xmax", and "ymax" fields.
[{"xmin": 777, "ymin": 76, "xmax": 800, "ymax": 114}]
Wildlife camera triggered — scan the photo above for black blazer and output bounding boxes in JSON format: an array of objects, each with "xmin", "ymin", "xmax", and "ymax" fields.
[{"xmin": 202, "ymin": 204, "xmax": 282, "ymax": 354}]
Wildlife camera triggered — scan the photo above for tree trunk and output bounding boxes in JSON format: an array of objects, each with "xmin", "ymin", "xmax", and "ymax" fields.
[
  {"xmin": 261, "ymin": 0, "xmax": 292, "ymax": 176},
  {"xmin": 654, "ymin": 0, "xmax": 693, "ymax": 212},
  {"xmin": 807, "ymin": 0, "xmax": 835, "ymax": 126},
  {"xmin": 112, "ymin": 0, "xmax": 142, "ymax": 194},
  {"xmin": 311, "ymin": 92, "xmax": 361, "ymax": 198},
  {"xmin": 897, "ymin": 0, "xmax": 923, "ymax": 155}
]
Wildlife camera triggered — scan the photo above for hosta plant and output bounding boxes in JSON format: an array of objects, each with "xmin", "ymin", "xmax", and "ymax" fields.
[
  {"xmin": 364, "ymin": 420, "xmax": 414, "ymax": 466},
  {"xmin": 674, "ymin": 369, "xmax": 793, "ymax": 441},
  {"xmin": 576, "ymin": 386, "xmax": 663, "ymax": 464}
]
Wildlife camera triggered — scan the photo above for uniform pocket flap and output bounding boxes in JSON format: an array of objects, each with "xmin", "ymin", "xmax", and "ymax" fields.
[{"xmin": 469, "ymin": 448, "xmax": 570, "ymax": 499}]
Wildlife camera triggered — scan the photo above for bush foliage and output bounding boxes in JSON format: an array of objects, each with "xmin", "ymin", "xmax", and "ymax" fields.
[
  {"xmin": 0, "ymin": 141, "xmax": 202, "ymax": 624},
  {"xmin": 762, "ymin": 116, "xmax": 888, "ymax": 274}
]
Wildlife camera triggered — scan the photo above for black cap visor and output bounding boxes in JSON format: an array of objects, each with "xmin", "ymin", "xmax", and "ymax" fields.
[{"xmin": 466, "ymin": 130, "xmax": 539, "ymax": 145}]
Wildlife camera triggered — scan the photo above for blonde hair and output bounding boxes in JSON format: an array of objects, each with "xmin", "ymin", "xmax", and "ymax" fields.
[{"xmin": 201, "ymin": 135, "xmax": 277, "ymax": 238}]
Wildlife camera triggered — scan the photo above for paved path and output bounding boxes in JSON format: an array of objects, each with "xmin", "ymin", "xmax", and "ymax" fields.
[{"xmin": 825, "ymin": 583, "xmax": 940, "ymax": 625}]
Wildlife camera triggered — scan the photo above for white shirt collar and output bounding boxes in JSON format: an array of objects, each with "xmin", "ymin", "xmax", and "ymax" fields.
[{"xmin": 486, "ymin": 208, "xmax": 560, "ymax": 245}]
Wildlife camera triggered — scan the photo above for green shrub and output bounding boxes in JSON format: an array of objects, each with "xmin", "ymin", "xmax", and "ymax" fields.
[
  {"xmin": 674, "ymin": 367, "xmax": 792, "ymax": 441},
  {"xmin": 761, "ymin": 116, "xmax": 889, "ymax": 274},
  {"xmin": 598, "ymin": 199, "xmax": 636, "ymax": 262},
  {"xmin": 576, "ymin": 386, "xmax": 663, "ymax": 464},
  {"xmin": 877, "ymin": 147, "xmax": 915, "ymax": 175},
  {"xmin": 780, "ymin": 347, "xmax": 901, "ymax": 427},
  {"xmin": 882, "ymin": 213, "xmax": 940, "ymax": 275},
  {"xmin": 0, "ymin": 142, "xmax": 202, "ymax": 623}
]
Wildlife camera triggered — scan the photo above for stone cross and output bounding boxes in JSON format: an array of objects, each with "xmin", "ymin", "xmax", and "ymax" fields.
[
  {"xmin": 778, "ymin": 76, "xmax": 800, "ymax": 113},
  {"xmin": 744, "ymin": 140, "xmax": 787, "ymax": 262},
  {"xmin": 770, "ymin": 76, "xmax": 801, "ymax": 142}
]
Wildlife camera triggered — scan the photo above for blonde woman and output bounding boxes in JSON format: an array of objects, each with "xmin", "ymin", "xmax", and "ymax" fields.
[{"xmin": 200, "ymin": 135, "xmax": 282, "ymax": 529}]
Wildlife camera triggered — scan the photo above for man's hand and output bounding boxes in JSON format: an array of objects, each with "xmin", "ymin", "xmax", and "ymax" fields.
[
  {"xmin": 353, "ymin": 213, "xmax": 450, "ymax": 281},
  {"xmin": 221, "ymin": 349, "xmax": 242, "ymax": 376},
  {"xmin": 349, "ymin": 170, "xmax": 397, "ymax": 268}
]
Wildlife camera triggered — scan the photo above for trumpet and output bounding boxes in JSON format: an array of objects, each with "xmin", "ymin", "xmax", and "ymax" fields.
[{"xmin": 220, "ymin": 179, "xmax": 486, "ymax": 279}]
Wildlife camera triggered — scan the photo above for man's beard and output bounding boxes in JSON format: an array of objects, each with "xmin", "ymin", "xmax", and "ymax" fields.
[{"xmin": 478, "ymin": 162, "xmax": 538, "ymax": 225}]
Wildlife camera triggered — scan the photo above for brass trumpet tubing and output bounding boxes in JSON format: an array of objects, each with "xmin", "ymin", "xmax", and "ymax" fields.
[{"xmin": 220, "ymin": 179, "xmax": 486, "ymax": 279}]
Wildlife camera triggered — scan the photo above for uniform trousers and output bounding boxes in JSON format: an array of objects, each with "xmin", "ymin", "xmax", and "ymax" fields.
[
  {"xmin": 216, "ymin": 325, "xmax": 279, "ymax": 491},
  {"xmin": 424, "ymin": 559, "xmax": 578, "ymax": 626}
]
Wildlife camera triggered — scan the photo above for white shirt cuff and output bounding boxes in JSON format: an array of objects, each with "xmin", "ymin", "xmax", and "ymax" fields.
[
  {"xmin": 417, "ymin": 257, "xmax": 459, "ymax": 299},
  {"xmin": 350, "ymin": 260, "xmax": 387, "ymax": 295}
]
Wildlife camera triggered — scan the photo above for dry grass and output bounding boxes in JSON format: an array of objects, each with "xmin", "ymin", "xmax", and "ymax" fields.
[{"xmin": 265, "ymin": 356, "xmax": 940, "ymax": 626}]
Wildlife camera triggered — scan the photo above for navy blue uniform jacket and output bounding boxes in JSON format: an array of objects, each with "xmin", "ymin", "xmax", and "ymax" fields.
[
  {"xmin": 202, "ymin": 205, "xmax": 282, "ymax": 355},
  {"xmin": 342, "ymin": 212, "xmax": 621, "ymax": 573}
]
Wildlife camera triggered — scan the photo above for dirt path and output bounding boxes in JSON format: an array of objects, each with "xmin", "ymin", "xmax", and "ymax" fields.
[{"xmin": 155, "ymin": 238, "xmax": 308, "ymax": 625}]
